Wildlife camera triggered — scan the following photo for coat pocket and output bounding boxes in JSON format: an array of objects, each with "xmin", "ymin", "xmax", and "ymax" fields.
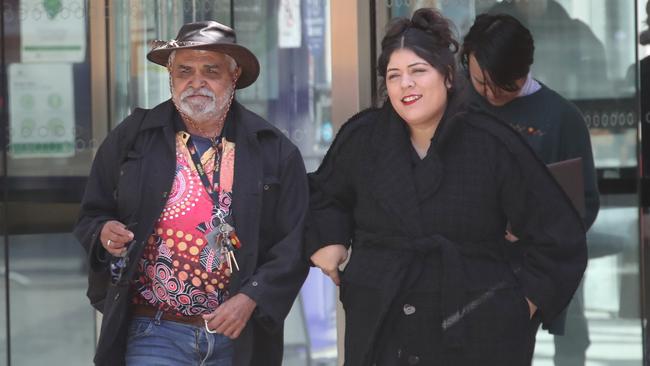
[{"xmin": 463, "ymin": 286, "xmax": 531, "ymax": 341}]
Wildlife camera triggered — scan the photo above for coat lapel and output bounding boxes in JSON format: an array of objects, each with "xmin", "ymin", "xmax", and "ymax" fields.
[
  {"xmin": 369, "ymin": 104, "xmax": 423, "ymax": 235},
  {"xmin": 411, "ymin": 87, "xmax": 468, "ymax": 202},
  {"xmin": 411, "ymin": 108, "xmax": 464, "ymax": 202}
]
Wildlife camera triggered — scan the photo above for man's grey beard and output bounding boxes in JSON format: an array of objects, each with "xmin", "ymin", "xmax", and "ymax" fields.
[{"xmin": 175, "ymin": 85, "xmax": 233, "ymax": 123}]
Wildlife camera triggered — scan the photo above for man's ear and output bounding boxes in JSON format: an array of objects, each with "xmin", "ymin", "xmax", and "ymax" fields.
[{"xmin": 234, "ymin": 66, "xmax": 242, "ymax": 82}]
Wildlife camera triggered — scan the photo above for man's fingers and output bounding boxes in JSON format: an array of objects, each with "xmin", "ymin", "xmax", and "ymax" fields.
[
  {"xmin": 221, "ymin": 322, "xmax": 243, "ymax": 339},
  {"xmin": 101, "ymin": 220, "xmax": 135, "ymax": 253},
  {"xmin": 206, "ymin": 316, "xmax": 225, "ymax": 333},
  {"xmin": 210, "ymin": 315, "xmax": 244, "ymax": 339},
  {"xmin": 109, "ymin": 224, "xmax": 134, "ymax": 242}
]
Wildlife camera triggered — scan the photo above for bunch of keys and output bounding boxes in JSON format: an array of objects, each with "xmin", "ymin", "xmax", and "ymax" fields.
[{"xmin": 207, "ymin": 222, "xmax": 241, "ymax": 272}]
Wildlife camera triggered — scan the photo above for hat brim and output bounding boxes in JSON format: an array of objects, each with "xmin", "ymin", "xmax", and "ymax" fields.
[{"xmin": 147, "ymin": 43, "xmax": 260, "ymax": 89}]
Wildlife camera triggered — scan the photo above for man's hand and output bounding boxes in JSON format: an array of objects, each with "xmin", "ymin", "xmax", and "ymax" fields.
[
  {"xmin": 310, "ymin": 244, "xmax": 348, "ymax": 286},
  {"xmin": 202, "ymin": 293, "xmax": 257, "ymax": 339},
  {"xmin": 100, "ymin": 220, "xmax": 135, "ymax": 256}
]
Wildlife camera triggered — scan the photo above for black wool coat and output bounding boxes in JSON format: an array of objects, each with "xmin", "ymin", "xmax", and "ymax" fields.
[
  {"xmin": 305, "ymin": 98, "xmax": 587, "ymax": 366},
  {"xmin": 74, "ymin": 100, "xmax": 309, "ymax": 366}
]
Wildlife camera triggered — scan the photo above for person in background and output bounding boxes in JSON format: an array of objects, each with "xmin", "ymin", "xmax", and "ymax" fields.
[
  {"xmin": 461, "ymin": 13, "xmax": 600, "ymax": 366},
  {"xmin": 306, "ymin": 8, "xmax": 587, "ymax": 366},
  {"xmin": 74, "ymin": 20, "xmax": 309, "ymax": 366},
  {"xmin": 487, "ymin": 0, "xmax": 608, "ymax": 99}
]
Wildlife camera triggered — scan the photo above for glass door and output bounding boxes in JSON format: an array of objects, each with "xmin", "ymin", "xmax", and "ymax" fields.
[{"xmin": 1, "ymin": 0, "xmax": 102, "ymax": 364}]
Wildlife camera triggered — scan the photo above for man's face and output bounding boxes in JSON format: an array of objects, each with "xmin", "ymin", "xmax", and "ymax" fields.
[{"xmin": 169, "ymin": 49, "xmax": 240, "ymax": 123}]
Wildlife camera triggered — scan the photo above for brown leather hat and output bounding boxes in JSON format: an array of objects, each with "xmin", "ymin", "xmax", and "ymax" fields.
[{"xmin": 147, "ymin": 21, "xmax": 260, "ymax": 89}]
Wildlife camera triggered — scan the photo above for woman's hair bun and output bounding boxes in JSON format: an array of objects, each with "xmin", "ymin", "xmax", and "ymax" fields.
[{"xmin": 410, "ymin": 8, "xmax": 457, "ymax": 51}]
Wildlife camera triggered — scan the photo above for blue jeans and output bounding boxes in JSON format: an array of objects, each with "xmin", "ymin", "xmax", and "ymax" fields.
[{"xmin": 125, "ymin": 315, "xmax": 233, "ymax": 366}]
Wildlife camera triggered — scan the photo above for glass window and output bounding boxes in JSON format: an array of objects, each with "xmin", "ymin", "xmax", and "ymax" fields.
[
  {"xmin": 110, "ymin": 1, "xmax": 335, "ymax": 364},
  {"xmin": 2, "ymin": 0, "xmax": 97, "ymax": 364},
  {"xmin": 375, "ymin": 1, "xmax": 643, "ymax": 365}
]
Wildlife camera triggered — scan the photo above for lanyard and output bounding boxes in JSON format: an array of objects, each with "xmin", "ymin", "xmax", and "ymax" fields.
[
  {"xmin": 186, "ymin": 135, "xmax": 241, "ymax": 271},
  {"xmin": 186, "ymin": 136, "xmax": 221, "ymax": 205}
]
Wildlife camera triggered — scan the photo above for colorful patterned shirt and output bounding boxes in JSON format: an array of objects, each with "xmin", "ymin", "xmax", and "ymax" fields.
[{"xmin": 132, "ymin": 130, "xmax": 237, "ymax": 316}]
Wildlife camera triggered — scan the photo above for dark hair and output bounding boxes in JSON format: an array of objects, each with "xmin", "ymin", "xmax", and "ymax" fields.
[
  {"xmin": 377, "ymin": 8, "xmax": 459, "ymax": 93},
  {"xmin": 460, "ymin": 13, "xmax": 534, "ymax": 92}
]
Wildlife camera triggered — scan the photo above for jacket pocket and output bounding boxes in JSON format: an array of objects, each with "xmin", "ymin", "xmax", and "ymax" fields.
[{"xmin": 127, "ymin": 317, "xmax": 155, "ymax": 340}]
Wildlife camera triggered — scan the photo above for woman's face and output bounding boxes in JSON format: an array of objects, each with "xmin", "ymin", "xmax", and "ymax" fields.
[
  {"xmin": 385, "ymin": 48, "xmax": 449, "ymax": 130},
  {"xmin": 468, "ymin": 53, "xmax": 524, "ymax": 107}
]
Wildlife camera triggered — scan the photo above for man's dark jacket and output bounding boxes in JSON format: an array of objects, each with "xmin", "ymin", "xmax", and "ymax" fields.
[{"xmin": 74, "ymin": 100, "xmax": 309, "ymax": 366}]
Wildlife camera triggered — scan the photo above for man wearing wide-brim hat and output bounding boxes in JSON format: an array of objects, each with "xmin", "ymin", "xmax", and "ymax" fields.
[{"xmin": 75, "ymin": 20, "xmax": 309, "ymax": 366}]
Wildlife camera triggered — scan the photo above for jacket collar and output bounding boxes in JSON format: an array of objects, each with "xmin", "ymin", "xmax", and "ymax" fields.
[{"xmin": 368, "ymin": 86, "xmax": 468, "ymax": 235}]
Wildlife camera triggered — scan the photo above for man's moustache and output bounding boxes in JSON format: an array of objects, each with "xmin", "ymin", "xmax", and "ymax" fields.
[{"xmin": 181, "ymin": 88, "xmax": 215, "ymax": 100}]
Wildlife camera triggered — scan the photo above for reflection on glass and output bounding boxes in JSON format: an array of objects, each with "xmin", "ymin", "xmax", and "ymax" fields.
[
  {"xmin": 9, "ymin": 234, "xmax": 94, "ymax": 365},
  {"xmin": 2, "ymin": 0, "xmax": 98, "ymax": 365},
  {"xmin": 534, "ymin": 199, "xmax": 642, "ymax": 365},
  {"xmin": 4, "ymin": 0, "xmax": 95, "ymax": 177},
  {"xmin": 0, "ymin": 235, "xmax": 6, "ymax": 366},
  {"xmin": 234, "ymin": 1, "xmax": 335, "ymax": 364}
]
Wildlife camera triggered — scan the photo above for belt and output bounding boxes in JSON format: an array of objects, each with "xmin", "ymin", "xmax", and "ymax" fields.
[
  {"xmin": 353, "ymin": 231, "xmax": 518, "ymax": 352},
  {"xmin": 131, "ymin": 305, "xmax": 205, "ymax": 328}
]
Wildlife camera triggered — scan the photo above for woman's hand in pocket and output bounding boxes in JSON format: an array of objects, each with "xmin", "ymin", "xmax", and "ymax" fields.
[{"xmin": 526, "ymin": 297, "xmax": 538, "ymax": 319}]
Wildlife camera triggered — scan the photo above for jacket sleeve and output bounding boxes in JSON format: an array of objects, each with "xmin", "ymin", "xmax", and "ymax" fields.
[
  {"xmin": 496, "ymin": 131, "xmax": 588, "ymax": 328},
  {"xmin": 73, "ymin": 115, "xmax": 137, "ymax": 271},
  {"xmin": 237, "ymin": 149, "xmax": 310, "ymax": 330},
  {"xmin": 303, "ymin": 122, "xmax": 359, "ymax": 259},
  {"xmin": 558, "ymin": 104, "xmax": 600, "ymax": 230}
]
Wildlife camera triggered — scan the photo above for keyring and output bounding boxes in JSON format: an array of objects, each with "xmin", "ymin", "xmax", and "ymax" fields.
[
  {"xmin": 107, "ymin": 239, "xmax": 113, "ymax": 247},
  {"xmin": 204, "ymin": 319, "xmax": 217, "ymax": 334}
]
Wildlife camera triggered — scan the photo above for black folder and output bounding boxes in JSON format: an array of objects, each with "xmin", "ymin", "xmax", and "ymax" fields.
[{"xmin": 547, "ymin": 157, "xmax": 585, "ymax": 217}]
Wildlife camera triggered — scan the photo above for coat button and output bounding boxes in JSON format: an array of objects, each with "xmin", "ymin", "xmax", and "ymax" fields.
[
  {"xmin": 252, "ymin": 281, "xmax": 258, "ymax": 287},
  {"xmin": 263, "ymin": 184, "xmax": 270, "ymax": 190},
  {"xmin": 408, "ymin": 355, "xmax": 420, "ymax": 365},
  {"xmin": 162, "ymin": 191, "xmax": 168, "ymax": 198},
  {"xmin": 403, "ymin": 304, "xmax": 416, "ymax": 315}
]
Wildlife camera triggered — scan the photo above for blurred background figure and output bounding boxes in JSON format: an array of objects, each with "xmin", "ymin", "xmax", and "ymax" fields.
[{"xmin": 487, "ymin": 0, "xmax": 608, "ymax": 99}]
